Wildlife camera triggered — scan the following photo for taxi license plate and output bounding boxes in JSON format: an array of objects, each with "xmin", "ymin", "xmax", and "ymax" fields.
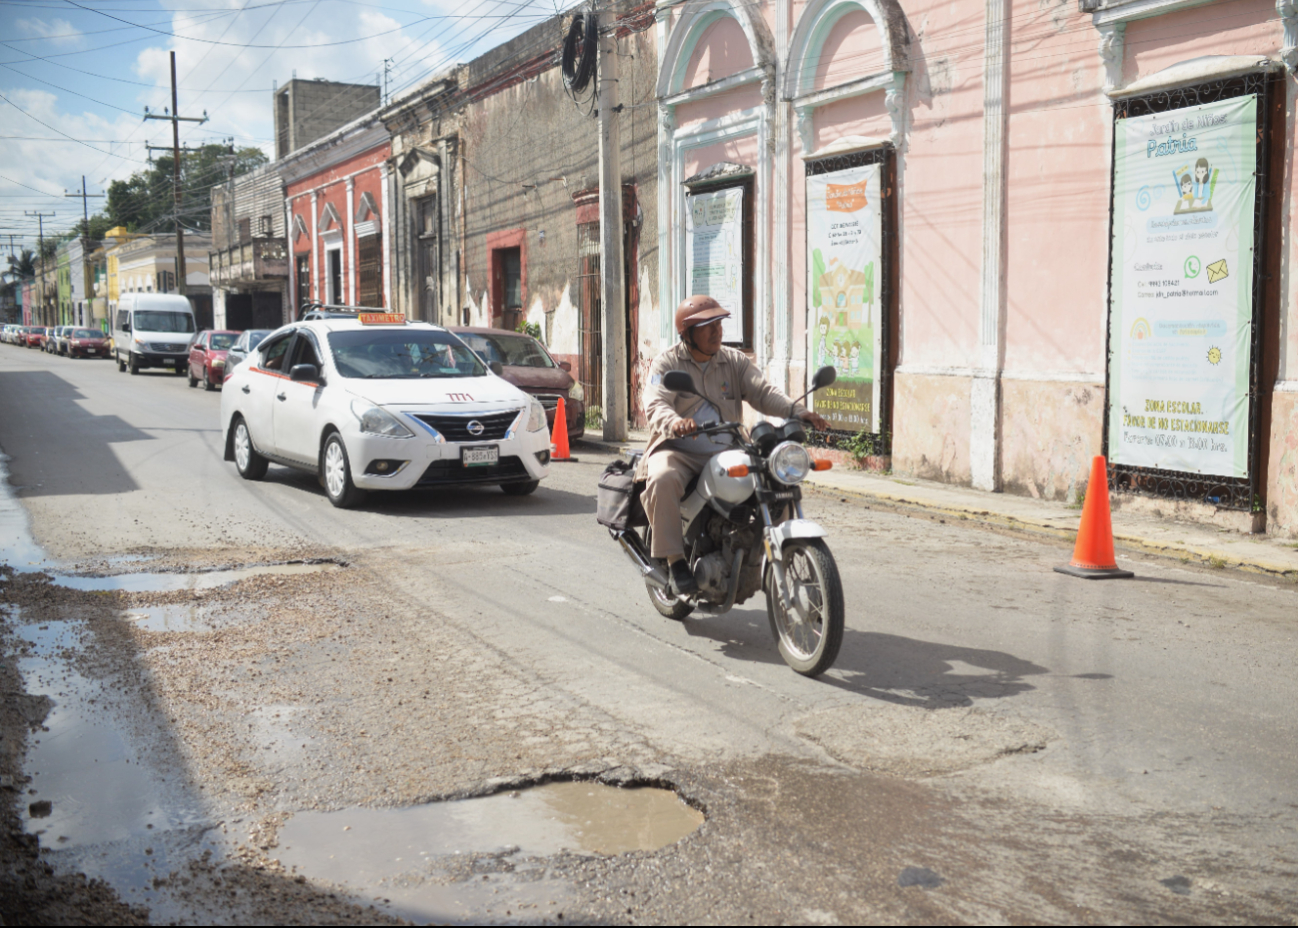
[{"xmin": 461, "ymin": 445, "xmax": 499, "ymax": 467}]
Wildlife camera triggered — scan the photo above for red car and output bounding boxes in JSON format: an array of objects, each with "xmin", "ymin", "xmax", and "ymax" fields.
[
  {"xmin": 188, "ymin": 329, "xmax": 239, "ymax": 391},
  {"xmin": 25, "ymin": 326, "xmax": 47, "ymax": 349},
  {"xmin": 67, "ymin": 328, "xmax": 110, "ymax": 358},
  {"xmin": 449, "ymin": 326, "xmax": 586, "ymax": 442}
]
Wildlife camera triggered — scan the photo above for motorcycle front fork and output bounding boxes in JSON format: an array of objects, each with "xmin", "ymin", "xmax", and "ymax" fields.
[{"xmin": 761, "ymin": 500, "xmax": 802, "ymax": 613}]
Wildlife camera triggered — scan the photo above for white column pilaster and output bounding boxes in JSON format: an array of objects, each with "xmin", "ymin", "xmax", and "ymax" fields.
[
  {"xmin": 310, "ymin": 191, "xmax": 320, "ymax": 301},
  {"xmin": 345, "ymin": 178, "xmax": 356, "ymax": 305},
  {"xmin": 380, "ymin": 162, "xmax": 392, "ymax": 310},
  {"xmin": 971, "ymin": 0, "xmax": 1009, "ymax": 492}
]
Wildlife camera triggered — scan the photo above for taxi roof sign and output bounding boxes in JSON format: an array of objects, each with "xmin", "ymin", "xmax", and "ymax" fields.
[{"xmin": 358, "ymin": 313, "xmax": 406, "ymax": 325}]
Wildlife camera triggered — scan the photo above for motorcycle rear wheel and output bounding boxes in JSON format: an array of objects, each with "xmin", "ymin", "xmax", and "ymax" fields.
[
  {"xmin": 642, "ymin": 527, "xmax": 693, "ymax": 620},
  {"xmin": 766, "ymin": 538, "xmax": 844, "ymax": 676},
  {"xmin": 647, "ymin": 580, "xmax": 694, "ymax": 621}
]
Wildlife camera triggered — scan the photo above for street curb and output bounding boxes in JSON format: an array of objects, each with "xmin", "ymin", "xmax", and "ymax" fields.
[{"xmin": 802, "ymin": 479, "xmax": 1298, "ymax": 581}]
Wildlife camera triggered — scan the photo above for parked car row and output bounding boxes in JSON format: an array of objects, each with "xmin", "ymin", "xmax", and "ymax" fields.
[{"xmin": 2, "ymin": 323, "xmax": 111, "ymax": 356}]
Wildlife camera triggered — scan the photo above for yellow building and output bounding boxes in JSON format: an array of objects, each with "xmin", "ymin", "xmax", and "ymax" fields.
[{"xmin": 102, "ymin": 226, "xmax": 139, "ymax": 307}]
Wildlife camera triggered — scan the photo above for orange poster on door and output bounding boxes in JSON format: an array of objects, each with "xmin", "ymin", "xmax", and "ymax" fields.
[{"xmin": 825, "ymin": 180, "xmax": 868, "ymax": 212}]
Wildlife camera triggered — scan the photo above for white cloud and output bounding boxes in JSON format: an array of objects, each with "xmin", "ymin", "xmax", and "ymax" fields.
[{"xmin": 15, "ymin": 18, "xmax": 85, "ymax": 48}]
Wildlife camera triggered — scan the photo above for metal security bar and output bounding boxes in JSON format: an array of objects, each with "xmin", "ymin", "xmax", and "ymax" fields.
[
  {"xmin": 576, "ymin": 220, "xmax": 603, "ymax": 417},
  {"xmin": 1103, "ymin": 70, "xmax": 1276, "ymax": 511},
  {"xmin": 804, "ymin": 145, "xmax": 895, "ymax": 457}
]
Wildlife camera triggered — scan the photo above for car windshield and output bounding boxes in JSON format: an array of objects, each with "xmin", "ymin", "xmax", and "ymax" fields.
[
  {"xmin": 458, "ymin": 332, "xmax": 554, "ymax": 369},
  {"xmin": 210, "ymin": 333, "xmax": 236, "ymax": 350},
  {"xmin": 134, "ymin": 311, "xmax": 194, "ymax": 333},
  {"xmin": 73, "ymin": 329, "xmax": 101, "ymax": 338},
  {"xmin": 327, "ymin": 329, "xmax": 486, "ymax": 379}
]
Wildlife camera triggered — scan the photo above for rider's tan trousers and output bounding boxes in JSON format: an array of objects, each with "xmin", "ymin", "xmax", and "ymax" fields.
[{"xmin": 642, "ymin": 448, "xmax": 716, "ymax": 559}]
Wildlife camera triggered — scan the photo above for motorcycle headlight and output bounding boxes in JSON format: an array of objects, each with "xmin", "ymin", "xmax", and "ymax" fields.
[
  {"xmin": 351, "ymin": 399, "xmax": 414, "ymax": 439},
  {"xmin": 769, "ymin": 441, "xmax": 812, "ymax": 485},
  {"xmin": 569, "ymin": 381, "xmax": 585, "ymax": 403},
  {"xmin": 527, "ymin": 398, "xmax": 547, "ymax": 432}
]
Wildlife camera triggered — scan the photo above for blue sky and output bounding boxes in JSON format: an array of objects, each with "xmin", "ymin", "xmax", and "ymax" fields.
[{"xmin": 1, "ymin": 0, "xmax": 564, "ymax": 247}]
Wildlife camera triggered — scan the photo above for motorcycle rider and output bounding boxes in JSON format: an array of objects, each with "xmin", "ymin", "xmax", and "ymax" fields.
[{"xmin": 638, "ymin": 295, "xmax": 829, "ymax": 595}]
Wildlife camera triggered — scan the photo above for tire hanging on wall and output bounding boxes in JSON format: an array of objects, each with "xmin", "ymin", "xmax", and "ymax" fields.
[{"xmin": 562, "ymin": 11, "xmax": 597, "ymax": 96}]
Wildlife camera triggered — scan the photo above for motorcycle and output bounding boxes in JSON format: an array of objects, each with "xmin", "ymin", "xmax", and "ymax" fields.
[{"xmin": 604, "ymin": 366, "xmax": 845, "ymax": 677}]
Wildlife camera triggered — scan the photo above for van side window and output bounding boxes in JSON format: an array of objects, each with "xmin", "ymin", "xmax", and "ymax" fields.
[{"xmin": 117, "ymin": 311, "xmax": 130, "ymax": 331}]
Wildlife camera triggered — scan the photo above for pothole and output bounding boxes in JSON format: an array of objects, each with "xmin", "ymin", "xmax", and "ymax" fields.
[
  {"xmin": 52, "ymin": 561, "xmax": 340, "ymax": 593},
  {"xmin": 276, "ymin": 781, "xmax": 704, "ymax": 923},
  {"xmin": 14, "ymin": 619, "xmax": 206, "ymax": 847}
]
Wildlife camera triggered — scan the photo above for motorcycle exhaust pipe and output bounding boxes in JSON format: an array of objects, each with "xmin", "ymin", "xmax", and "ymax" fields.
[{"xmin": 612, "ymin": 530, "xmax": 669, "ymax": 590}]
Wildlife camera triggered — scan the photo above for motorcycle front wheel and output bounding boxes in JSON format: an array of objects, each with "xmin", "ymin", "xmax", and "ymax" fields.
[{"xmin": 766, "ymin": 538, "xmax": 844, "ymax": 676}]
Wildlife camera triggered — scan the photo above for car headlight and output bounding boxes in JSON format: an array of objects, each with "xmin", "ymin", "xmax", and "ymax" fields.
[
  {"xmin": 528, "ymin": 398, "xmax": 547, "ymax": 432},
  {"xmin": 769, "ymin": 441, "xmax": 812, "ymax": 485},
  {"xmin": 212, "ymin": 357, "xmax": 225, "ymax": 367},
  {"xmin": 569, "ymin": 381, "xmax": 584, "ymax": 403},
  {"xmin": 350, "ymin": 399, "xmax": 414, "ymax": 439}
]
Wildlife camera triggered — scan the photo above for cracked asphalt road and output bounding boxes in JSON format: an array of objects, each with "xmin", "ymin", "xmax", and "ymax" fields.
[{"xmin": 0, "ymin": 347, "xmax": 1295, "ymax": 925}]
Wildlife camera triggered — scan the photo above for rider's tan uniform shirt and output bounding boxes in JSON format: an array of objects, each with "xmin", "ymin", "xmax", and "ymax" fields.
[{"xmin": 636, "ymin": 343, "xmax": 806, "ymax": 557}]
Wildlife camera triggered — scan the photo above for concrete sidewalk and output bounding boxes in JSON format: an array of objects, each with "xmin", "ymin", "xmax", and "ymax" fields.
[{"xmin": 573, "ymin": 432, "xmax": 1298, "ymax": 580}]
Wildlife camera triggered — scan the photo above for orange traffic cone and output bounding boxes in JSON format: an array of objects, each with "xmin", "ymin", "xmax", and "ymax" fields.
[
  {"xmin": 1055, "ymin": 455, "xmax": 1133, "ymax": 579},
  {"xmin": 550, "ymin": 395, "xmax": 576, "ymax": 462}
]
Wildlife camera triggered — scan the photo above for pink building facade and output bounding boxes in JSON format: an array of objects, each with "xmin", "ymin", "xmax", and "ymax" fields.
[
  {"xmin": 281, "ymin": 115, "xmax": 391, "ymax": 316},
  {"xmin": 653, "ymin": 0, "xmax": 1298, "ymax": 536}
]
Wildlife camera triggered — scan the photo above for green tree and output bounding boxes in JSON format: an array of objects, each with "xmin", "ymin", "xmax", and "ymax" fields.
[{"xmin": 103, "ymin": 144, "xmax": 267, "ymax": 234}]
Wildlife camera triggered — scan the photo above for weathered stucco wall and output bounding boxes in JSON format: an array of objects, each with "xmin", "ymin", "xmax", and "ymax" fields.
[
  {"xmin": 893, "ymin": 371, "xmax": 971, "ymax": 483},
  {"xmin": 1000, "ymin": 378, "xmax": 1105, "ymax": 502}
]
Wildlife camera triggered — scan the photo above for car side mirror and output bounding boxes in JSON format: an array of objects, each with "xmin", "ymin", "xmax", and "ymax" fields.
[
  {"xmin": 661, "ymin": 370, "xmax": 697, "ymax": 394},
  {"xmin": 489, "ymin": 360, "xmax": 504, "ymax": 376},
  {"xmin": 559, "ymin": 361, "xmax": 572, "ymax": 373},
  {"xmin": 289, "ymin": 363, "xmax": 318, "ymax": 383},
  {"xmin": 812, "ymin": 365, "xmax": 837, "ymax": 390}
]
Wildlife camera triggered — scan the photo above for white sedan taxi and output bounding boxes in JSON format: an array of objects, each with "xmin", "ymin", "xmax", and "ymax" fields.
[{"xmin": 220, "ymin": 314, "xmax": 551, "ymax": 507}]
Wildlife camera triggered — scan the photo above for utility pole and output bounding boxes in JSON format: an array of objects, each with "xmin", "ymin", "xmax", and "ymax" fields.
[
  {"xmin": 144, "ymin": 51, "xmax": 207, "ymax": 297},
  {"xmin": 597, "ymin": 14, "xmax": 627, "ymax": 441},
  {"xmin": 24, "ymin": 210, "xmax": 54, "ymax": 325},
  {"xmin": 383, "ymin": 58, "xmax": 393, "ymax": 106},
  {"xmin": 64, "ymin": 176, "xmax": 105, "ymax": 326},
  {"xmin": 64, "ymin": 175, "xmax": 104, "ymax": 236}
]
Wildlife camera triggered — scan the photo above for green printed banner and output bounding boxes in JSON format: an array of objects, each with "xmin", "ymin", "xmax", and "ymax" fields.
[
  {"xmin": 806, "ymin": 164, "xmax": 881, "ymax": 433},
  {"xmin": 1108, "ymin": 94, "xmax": 1257, "ymax": 478}
]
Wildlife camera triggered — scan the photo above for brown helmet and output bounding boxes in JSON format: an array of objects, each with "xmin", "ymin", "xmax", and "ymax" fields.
[{"xmin": 674, "ymin": 295, "xmax": 731, "ymax": 336}]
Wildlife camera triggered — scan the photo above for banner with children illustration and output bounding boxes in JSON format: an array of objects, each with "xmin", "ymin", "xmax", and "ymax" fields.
[
  {"xmin": 1108, "ymin": 94, "xmax": 1257, "ymax": 479},
  {"xmin": 806, "ymin": 163, "xmax": 882, "ymax": 433}
]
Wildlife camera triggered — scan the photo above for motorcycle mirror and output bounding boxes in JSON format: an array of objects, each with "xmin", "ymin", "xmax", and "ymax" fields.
[
  {"xmin": 812, "ymin": 366, "xmax": 837, "ymax": 390},
  {"xmin": 661, "ymin": 370, "xmax": 697, "ymax": 394}
]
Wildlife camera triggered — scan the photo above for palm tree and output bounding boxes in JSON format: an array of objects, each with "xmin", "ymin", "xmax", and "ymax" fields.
[{"xmin": 5, "ymin": 248, "xmax": 36, "ymax": 280}]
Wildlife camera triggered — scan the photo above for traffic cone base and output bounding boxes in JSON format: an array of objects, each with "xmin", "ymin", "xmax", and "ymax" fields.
[
  {"xmin": 1054, "ymin": 563, "xmax": 1134, "ymax": 580},
  {"xmin": 550, "ymin": 395, "xmax": 577, "ymax": 462},
  {"xmin": 1056, "ymin": 455, "xmax": 1133, "ymax": 580}
]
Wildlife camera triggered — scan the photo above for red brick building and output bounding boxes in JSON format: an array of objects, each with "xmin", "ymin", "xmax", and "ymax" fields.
[{"xmin": 281, "ymin": 112, "xmax": 390, "ymax": 314}]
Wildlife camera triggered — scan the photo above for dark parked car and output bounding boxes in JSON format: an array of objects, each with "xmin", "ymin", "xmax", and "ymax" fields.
[
  {"xmin": 188, "ymin": 329, "xmax": 239, "ymax": 390},
  {"xmin": 449, "ymin": 326, "xmax": 585, "ymax": 442},
  {"xmin": 222, "ymin": 328, "xmax": 273, "ymax": 382},
  {"xmin": 66, "ymin": 328, "xmax": 109, "ymax": 358}
]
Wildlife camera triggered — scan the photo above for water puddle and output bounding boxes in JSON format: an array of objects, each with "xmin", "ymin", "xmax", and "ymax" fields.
[
  {"xmin": 53, "ymin": 561, "xmax": 338, "ymax": 593},
  {"xmin": 15, "ymin": 620, "xmax": 206, "ymax": 847},
  {"xmin": 120, "ymin": 602, "xmax": 264, "ymax": 633},
  {"xmin": 277, "ymin": 781, "xmax": 703, "ymax": 923}
]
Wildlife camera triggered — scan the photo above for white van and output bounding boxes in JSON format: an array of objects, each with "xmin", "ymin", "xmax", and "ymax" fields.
[{"xmin": 112, "ymin": 293, "xmax": 196, "ymax": 375}]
